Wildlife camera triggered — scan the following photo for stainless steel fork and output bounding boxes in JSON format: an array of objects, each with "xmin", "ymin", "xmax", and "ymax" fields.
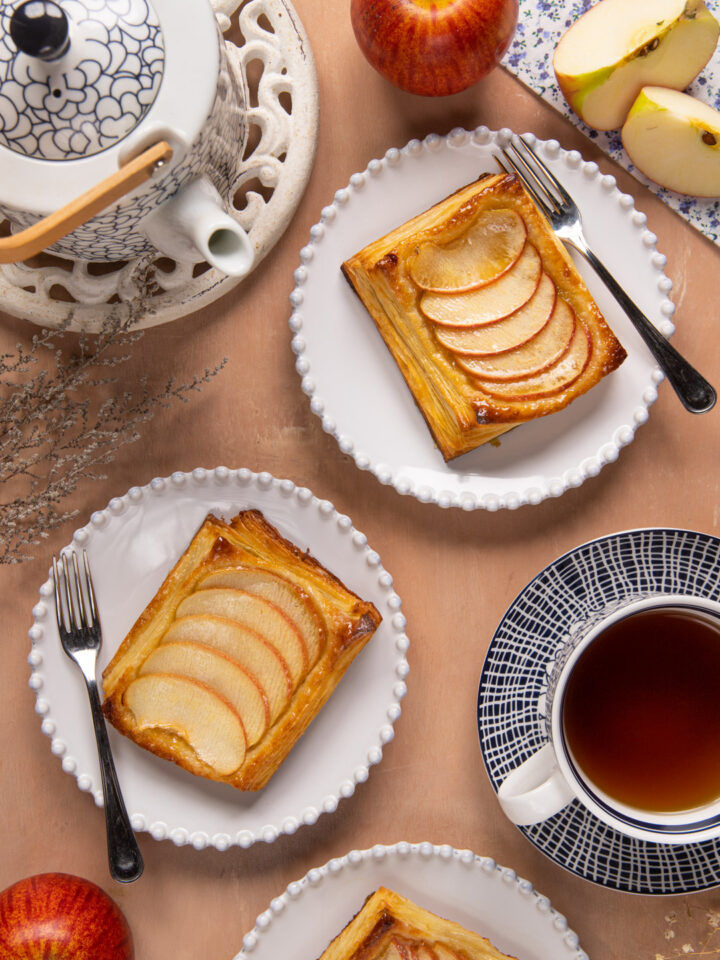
[
  {"xmin": 53, "ymin": 551, "xmax": 144, "ymax": 883},
  {"xmin": 497, "ymin": 135, "xmax": 716, "ymax": 415}
]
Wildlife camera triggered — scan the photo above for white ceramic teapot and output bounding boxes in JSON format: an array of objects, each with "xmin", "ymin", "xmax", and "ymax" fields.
[{"xmin": 0, "ymin": 0, "xmax": 254, "ymax": 276}]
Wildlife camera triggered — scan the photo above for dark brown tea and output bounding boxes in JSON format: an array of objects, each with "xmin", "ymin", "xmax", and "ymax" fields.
[{"xmin": 562, "ymin": 607, "xmax": 720, "ymax": 813}]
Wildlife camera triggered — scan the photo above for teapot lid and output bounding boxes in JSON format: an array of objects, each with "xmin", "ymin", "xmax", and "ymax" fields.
[{"xmin": 0, "ymin": 0, "xmax": 165, "ymax": 161}]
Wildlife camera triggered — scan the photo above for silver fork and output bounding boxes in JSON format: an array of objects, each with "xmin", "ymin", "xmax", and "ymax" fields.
[
  {"xmin": 497, "ymin": 135, "xmax": 716, "ymax": 415},
  {"xmin": 53, "ymin": 551, "xmax": 144, "ymax": 883}
]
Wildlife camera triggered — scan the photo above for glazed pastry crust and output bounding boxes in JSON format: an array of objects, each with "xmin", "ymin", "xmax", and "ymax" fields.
[
  {"xmin": 102, "ymin": 510, "xmax": 381, "ymax": 790},
  {"xmin": 342, "ymin": 173, "xmax": 626, "ymax": 461},
  {"xmin": 317, "ymin": 888, "xmax": 517, "ymax": 960}
]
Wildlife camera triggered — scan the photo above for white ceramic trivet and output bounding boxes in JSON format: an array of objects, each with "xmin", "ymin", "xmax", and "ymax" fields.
[{"xmin": 0, "ymin": 0, "xmax": 318, "ymax": 330}]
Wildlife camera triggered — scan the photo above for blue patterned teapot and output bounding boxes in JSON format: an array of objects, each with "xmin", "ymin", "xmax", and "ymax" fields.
[{"xmin": 0, "ymin": 0, "xmax": 253, "ymax": 276}]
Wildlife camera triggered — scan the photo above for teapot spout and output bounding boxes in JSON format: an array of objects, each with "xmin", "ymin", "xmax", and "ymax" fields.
[{"xmin": 142, "ymin": 178, "xmax": 253, "ymax": 278}]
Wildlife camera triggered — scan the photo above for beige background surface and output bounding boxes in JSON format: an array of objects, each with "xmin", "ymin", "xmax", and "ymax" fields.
[{"xmin": 2, "ymin": 2, "xmax": 720, "ymax": 958}]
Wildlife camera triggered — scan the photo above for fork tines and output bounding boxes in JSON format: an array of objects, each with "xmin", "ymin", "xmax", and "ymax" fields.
[
  {"xmin": 53, "ymin": 551, "xmax": 98, "ymax": 634},
  {"xmin": 496, "ymin": 135, "xmax": 571, "ymax": 221}
]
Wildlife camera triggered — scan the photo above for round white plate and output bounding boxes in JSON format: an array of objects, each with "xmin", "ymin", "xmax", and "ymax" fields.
[
  {"xmin": 290, "ymin": 126, "xmax": 670, "ymax": 510},
  {"xmin": 233, "ymin": 842, "xmax": 588, "ymax": 960},
  {"xmin": 478, "ymin": 527, "xmax": 720, "ymax": 895},
  {"xmin": 28, "ymin": 468, "xmax": 409, "ymax": 850}
]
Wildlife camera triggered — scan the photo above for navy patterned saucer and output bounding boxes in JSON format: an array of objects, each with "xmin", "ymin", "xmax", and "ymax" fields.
[{"xmin": 477, "ymin": 528, "xmax": 720, "ymax": 895}]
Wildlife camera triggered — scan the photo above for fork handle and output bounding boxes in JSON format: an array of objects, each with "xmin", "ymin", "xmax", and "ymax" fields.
[
  {"xmin": 85, "ymin": 679, "xmax": 144, "ymax": 883},
  {"xmin": 577, "ymin": 245, "xmax": 716, "ymax": 414}
]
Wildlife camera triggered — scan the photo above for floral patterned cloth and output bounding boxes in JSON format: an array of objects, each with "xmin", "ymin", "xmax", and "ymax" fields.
[{"xmin": 501, "ymin": 0, "xmax": 720, "ymax": 244}]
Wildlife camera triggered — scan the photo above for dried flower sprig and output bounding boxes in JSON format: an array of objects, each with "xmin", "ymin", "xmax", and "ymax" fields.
[{"xmin": 1, "ymin": 295, "xmax": 225, "ymax": 564}]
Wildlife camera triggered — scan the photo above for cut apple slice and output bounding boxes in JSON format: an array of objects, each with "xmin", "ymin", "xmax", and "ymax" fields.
[
  {"xmin": 382, "ymin": 942, "xmax": 415, "ymax": 960},
  {"xmin": 553, "ymin": 0, "xmax": 719, "ymax": 131},
  {"xmin": 197, "ymin": 567, "xmax": 325, "ymax": 666},
  {"xmin": 455, "ymin": 297, "xmax": 575, "ymax": 381},
  {"xmin": 176, "ymin": 589, "xmax": 308, "ymax": 686},
  {"xmin": 473, "ymin": 314, "xmax": 591, "ymax": 399},
  {"xmin": 410, "ymin": 209, "xmax": 526, "ymax": 292},
  {"xmin": 164, "ymin": 615, "xmax": 291, "ymax": 722},
  {"xmin": 420, "ymin": 244, "xmax": 541, "ymax": 327},
  {"xmin": 434, "ymin": 272, "xmax": 556, "ymax": 355},
  {"xmin": 124, "ymin": 673, "xmax": 246, "ymax": 776},
  {"xmin": 622, "ymin": 86, "xmax": 720, "ymax": 196},
  {"xmin": 140, "ymin": 641, "xmax": 270, "ymax": 746}
]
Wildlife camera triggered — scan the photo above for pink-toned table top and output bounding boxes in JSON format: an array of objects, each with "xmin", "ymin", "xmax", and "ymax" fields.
[{"xmin": 1, "ymin": 2, "xmax": 719, "ymax": 958}]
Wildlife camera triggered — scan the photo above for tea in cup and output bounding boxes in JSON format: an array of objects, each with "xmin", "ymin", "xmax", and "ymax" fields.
[{"xmin": 497, "ymin": 594, "xmax": 720, "ymax": 843}]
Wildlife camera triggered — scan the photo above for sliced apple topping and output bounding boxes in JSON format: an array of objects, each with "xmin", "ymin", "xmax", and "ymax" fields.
[
  {"xmin": 409, "ymin": 209, "xmax": 526, "ymax": 293},
  {"xmin": 140, "ymin": 641, "xmax": 270, "ymax": 746},
  {"xmin": 177, "ymin": 589, "xmax": 309, "ymax": 685},
  {"xmin": 164, "ymin": 615, "xmax": 292, "ymax": 723},
  {"xmin": 455, "ymin": 296, "xmax": 575, "ymax": 381},
  {"xmin": 382, "ymin": 941, "xmax": 415, "ymax": 960},
  {"xmin": 473, "ymin": 313, "xmax": 591, "ymax": 400},
  {"xmin": 124, "ymin": 673, "xmax": 247, "ymax": 776},
  {"xmin": 420, "ymin": 243, "xmax": 541, "ymax": 327},
  {"xmin": 434, "ymin": 272, "xmax": 555, "ymax": 356},
  {"xmin": 197, "ymin": 567, "xmax": 325, "ymax": 666}
]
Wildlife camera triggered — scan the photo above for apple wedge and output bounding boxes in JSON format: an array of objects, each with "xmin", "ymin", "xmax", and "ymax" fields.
[
  {"xmin": 474, "ymin": 316, "xmax": 591, "ymax": 399},
  {"xmin": 140, "ymin": 641, "xmax": 270, "ymax": 746},
  {"xmin": 420, "ymin": 243, "xmax": 541, "ymax": 327},
  {"xmin": 124, "ymin": 673, "xmax": 247, "ymax": 776},
  {"xmin": 410, "ymin": 209, "xmax": 526, "ymax": 292},
  {"xmin": 434, "ymin": 272, "xmax": 556, "ymax": 355},
  {"xmin": 622, "ymin": 86, "xmax": 720, "ymax": 196},
  {"xmin": 197, "ymin": 567, "xmax": 325, "ymax": 666},
  {"xmin": 176, "ymin": 588, "xmax": 308, "ymax": 685},
  {"xmin": 164, "ymin": 615, "xmax": 292, "ymax": 722},
  {"xmin": 455, "ymin": 297, "xmax": 575, "ymax": 381},
  {"xmin": 553, "ymin": 0, "xmax": 719, "ymax": 132}
]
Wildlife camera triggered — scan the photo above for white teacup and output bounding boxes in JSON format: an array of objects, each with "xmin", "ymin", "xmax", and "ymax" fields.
[{"xmin": 497, "ymin": 594, "xmax": 720, "ymax": 844}]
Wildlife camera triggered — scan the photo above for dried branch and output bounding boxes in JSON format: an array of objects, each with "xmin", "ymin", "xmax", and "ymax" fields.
[{"xmin": 1, "ymin": 292, "xmax": 226, "ymax": 564}]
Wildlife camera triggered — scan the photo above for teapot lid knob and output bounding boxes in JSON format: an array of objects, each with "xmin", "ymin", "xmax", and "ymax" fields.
[{"xmin": 10, "ymin": 1, "xmax": 69, "ymax": 62}]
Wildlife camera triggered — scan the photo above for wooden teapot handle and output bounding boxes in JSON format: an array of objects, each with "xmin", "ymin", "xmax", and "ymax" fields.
[{"xmin": 0, "ymin": 140, "xmax": 174, "ymax": 263}]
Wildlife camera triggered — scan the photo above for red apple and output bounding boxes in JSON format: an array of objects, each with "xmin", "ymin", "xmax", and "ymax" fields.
[
  {"xmin": 350, "ymin": 0, "xmax": 519, "ymax": 96},
  {"xmin": 0, "ymin": 873, "xmax": 133, "ymax": 960}
]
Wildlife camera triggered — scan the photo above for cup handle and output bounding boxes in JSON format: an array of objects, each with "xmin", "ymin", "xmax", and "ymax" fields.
[
  {"xmin": 497, "ymin": 743, "xmax": 576, "ymax": 825},
  {"xmin": 0, "ymin": 140, "xmax": 173, "ymax": 264}
]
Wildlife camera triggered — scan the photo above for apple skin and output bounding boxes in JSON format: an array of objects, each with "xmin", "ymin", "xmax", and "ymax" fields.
[
  {"xmin": 350, "ymin": 0, "xmax": 519, "ymax": 97},
  {"xmin": 0, "ymin": 873, "xmax": 133, "ymax": 960}
]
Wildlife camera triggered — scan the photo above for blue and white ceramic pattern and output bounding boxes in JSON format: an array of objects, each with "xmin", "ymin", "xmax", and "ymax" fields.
[
  {"xmin": 0, "ymin": 0, "xmax": 164, "ymax": 160},
  {"xmin": 0, "ymin": 0, "xmax": 252, "ymax": 270},
  {"xmin": 477, "ymin": 528, "xmax": 720, "ymax": 895}
]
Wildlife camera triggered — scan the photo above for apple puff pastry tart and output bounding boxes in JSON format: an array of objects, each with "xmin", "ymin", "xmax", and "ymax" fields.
[
  {"xmin": 317, "ymin": 887, "xmax": 516, "ymax": 960},
  {"xmin": 342, "ymin": 172, "xmax": 626, "ymax": 460},
  {"xmin": 102, "ymin": 510, "xmax": 381, "ymax": 790}
]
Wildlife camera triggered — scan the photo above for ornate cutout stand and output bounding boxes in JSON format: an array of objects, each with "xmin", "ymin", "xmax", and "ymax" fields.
[{"xmin": 0, "ymin": 0, "xmax": 319, "ymax": 330}]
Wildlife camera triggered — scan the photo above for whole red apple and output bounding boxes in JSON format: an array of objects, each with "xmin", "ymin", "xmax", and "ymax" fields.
[
  {"xmin": 0, "ymin": 873, "xmax": 133, "ymax": 960},
  {"xmin": 350, "ymin": 0, "xmax": 519, "ymax": 96}
]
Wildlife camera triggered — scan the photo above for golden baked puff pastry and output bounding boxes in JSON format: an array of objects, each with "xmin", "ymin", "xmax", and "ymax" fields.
[
  {"xmin": 102, "ymin": 510, "xmax": 381, "ymax": 791},
  {"xmin": 317, "ymin": 888, "xmax": 517, "ymax": 960},
  {"xmin": 342, "ymin": 173, "xmax": 626, "ymax": 461}
]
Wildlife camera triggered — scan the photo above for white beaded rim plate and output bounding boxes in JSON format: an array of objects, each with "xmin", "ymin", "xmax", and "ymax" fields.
[
  {"xmin": 28, "ymin": 468, "xmax": 409, "ymax": 850},
  {"xmin": 477, "ymin": 527, "xmax": 720, "ymax": 895},
  {"xmin": 232, "ymin": 841, "xmax": 588, "ymax": 960},
  {"xmin": 289, "ymin": 125, "xmax": 670, "ymax": 511}
]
